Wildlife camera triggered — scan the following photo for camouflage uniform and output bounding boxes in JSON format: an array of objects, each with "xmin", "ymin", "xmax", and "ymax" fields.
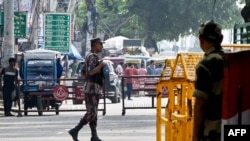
[
  {"xmin": 193, "ymin": 47, "xmax": 224, "ymax": 141},
  {"xmin": 82, "ymin": 52, "xmax": 102, "ymax": 128},
  {"xmin": 79, "ymin": 53, "xmax": 102, "ymax": 128},
  {"xmin": 69, "ymin": 51, "xmax": 103, "ymax": 141}
]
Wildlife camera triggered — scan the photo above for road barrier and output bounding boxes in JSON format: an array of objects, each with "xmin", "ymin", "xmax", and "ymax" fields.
[
  {"xmin": 120, "ymin": 75, "xmax": 166, "ymax": 116},
  {"xmin": 10, "ymin": 78, "xmax": 107, "ymax": 116},
  {"xmin": 156, "ymin": 45, "xmax": 250, "ymax": 141},
  {"xmin": 156, "ymin": 52, "xmax": 203, "ymax": 141}
]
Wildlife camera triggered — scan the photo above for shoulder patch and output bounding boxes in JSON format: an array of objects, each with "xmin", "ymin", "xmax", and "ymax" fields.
[{"xmin": 206, "ymin": 53, "xmax": 223, "ymax": 61}]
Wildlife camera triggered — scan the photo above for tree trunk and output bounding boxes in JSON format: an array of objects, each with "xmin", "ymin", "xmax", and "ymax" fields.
[
  {"xmin": 144, "ymin": 36, "xmax": 157, "ymax": 52},
  {"xmin": 143, "ymin": 17, "xmax": 158, "ymax": 54}
]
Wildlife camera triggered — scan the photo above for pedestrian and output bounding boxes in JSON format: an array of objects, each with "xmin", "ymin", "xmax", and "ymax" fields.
[
  {"xmin": 122, "ymin": 63, "xmax": 127, "ymax": 75},
  {"xmin": 124, "ymin": 63, "xmax": 135, "ymax": 100},
  {"xmin": 137, "ymin": 64, "xmax": 147, "ymax": 85},
  {"xmin": 155, "ymin": 63, "xmax": 163, "ymax": 75},
  {"xmin": 0, "ymin": 58, "xmax": 18, "ymax": 116},
  {"xmin": 147, "ymin": 60, "xmax": 156, "ymax": 75},
  {"xmin": 192, "ymin": 20, "xmax": 224, "ymax": 141},
  {"xmin": 68, "ymin": 38, "xmax": 106, "ymax": 141},
  {"xmin": 70, "ymin": 59, "xmax": 78, "ymax": 77},
  {"xmin": 137, "ymin": 64, "xmax": 147, "ymax": 76},
  {"xmin": 56, "ymin": 58, "xmax": 63, "ymax": 84},
  {"xmin": 115, "ymin": 62, "xmax": 124, "ymax": 75}
]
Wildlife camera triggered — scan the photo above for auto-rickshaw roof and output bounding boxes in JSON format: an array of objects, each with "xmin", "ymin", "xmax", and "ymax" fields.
[
  {"xmin": 24, "ymin": 49, "xmax": 61, "ymax": 60},
  {"xmin": 125, "ymin": 58, "xmax": 141, "ymax": 64},
  {"xmin": 121, "ymin": 55, "xmax": 150, "ymax": 60}
]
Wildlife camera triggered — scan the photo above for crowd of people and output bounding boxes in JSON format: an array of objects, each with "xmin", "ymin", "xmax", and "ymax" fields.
[
  {"xmin": 112, "ymin": 59, "xmax": 164, "ymax": 100},
  {"xmin": 114, "ymin": 60, "xmax": 164, "ymax": 76}
]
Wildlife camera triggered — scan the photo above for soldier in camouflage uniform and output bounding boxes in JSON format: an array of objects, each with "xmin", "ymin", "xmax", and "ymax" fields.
[
  {"xmin": 69, "ymin": 38, "xmax": 106, "ymax": 141},
  {"xmin": 192, "ymin": 20, "xmax": 224, "ymax": 141}
]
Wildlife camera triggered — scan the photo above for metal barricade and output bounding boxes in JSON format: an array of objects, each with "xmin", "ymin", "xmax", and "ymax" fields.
[
  {"xmin": 13, "ymin": 78, "xmax": 107, "ymax": 117},
  {"xmin": 121, "ymin": 75, "xmax": 167, "ymax": 116},
  {"xmin": 120, "ymin": 57, "xmax": 176, "ymax": 116},
  {"xmin": 156, "ymin": 52, "xmax": 203, "ymax": 141},
  {"xmin": 156, "ymin": 45, "xmax": 250, "ymax": 141}
]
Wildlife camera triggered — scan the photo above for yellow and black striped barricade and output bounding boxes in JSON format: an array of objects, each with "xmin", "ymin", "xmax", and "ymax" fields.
[{"xmin": 156, "ymin": 52, "xmax": 203, "ymax": 141}]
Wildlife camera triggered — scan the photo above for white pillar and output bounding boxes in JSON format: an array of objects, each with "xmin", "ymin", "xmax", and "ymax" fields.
[
  {"xmin": 2, "ymin": 0, "xmax": 14, "ymax": 67},
  {"xmin": 31, "ymin": 0, "xmax": 39, "ymax": 49}
]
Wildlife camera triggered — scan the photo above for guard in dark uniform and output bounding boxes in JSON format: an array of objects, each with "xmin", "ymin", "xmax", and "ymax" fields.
[{"xmin": 0, "ymin": 58, "xmax": 18, "ymax": 116}]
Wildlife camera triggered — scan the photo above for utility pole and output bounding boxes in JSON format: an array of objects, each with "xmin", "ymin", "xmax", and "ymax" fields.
[
  {"xmin": 31, "ymin": 0, "xmax": 40, "ymax": 49},
  {"xmin": 83, "ymin": 0, "xmax": 96, "ymax": 57},
  {"xmin": 2, "ymin": 0, "xmax": 14, "ymax": 67},
  {"xmin": 86, "ymin": 0, "xmax": 98, "ymax": 38}
]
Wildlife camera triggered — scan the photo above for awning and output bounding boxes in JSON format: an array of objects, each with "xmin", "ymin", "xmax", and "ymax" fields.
[{"xmin": 68, "ymin": 44, "xmax": 83, "ymax": 60}]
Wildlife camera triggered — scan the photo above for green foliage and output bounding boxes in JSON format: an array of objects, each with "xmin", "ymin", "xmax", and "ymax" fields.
[
  {"xmin": 97, "ymin": 0, "xmax": 131, "ymax": 38},
  {"xmin": 125, "ymin": 0, "xmax": 243, "ymax": 41},
  {"xmin": 75, "ymin": 2, "xmax": 87, "ymax": 33},
  {"xmin": 75, "ymin": 0, "xmax": 244, "ymax": 43}
]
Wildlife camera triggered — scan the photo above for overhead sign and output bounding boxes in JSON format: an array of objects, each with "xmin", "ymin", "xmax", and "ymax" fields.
[
  {"xmin": 44, "ymin": 13, "xmax": 71, "ymax": 53},
  {"xmin": 123, "ymin": 39, "xmax": 142, "ymax": 55},
  {"xmin": 0, "ymin": 12, "xmax": 27, "ymax": 38}
]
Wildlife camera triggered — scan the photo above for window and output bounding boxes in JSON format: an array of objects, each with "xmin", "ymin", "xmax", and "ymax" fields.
[{"xmin": 26, "ymin": 60, "xmax": 54, "ymax": 79}]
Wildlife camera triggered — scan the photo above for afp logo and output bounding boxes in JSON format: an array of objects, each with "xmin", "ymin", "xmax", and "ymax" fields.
[{"xmin": 224, "ymin": 125, "xmax": 250, "ymax": 141}]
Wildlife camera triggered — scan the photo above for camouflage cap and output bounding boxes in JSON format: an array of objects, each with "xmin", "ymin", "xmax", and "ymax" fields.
[
  {"xmin": 90, "ymin": 38, "xmax": 104, "ymax": 47},
  {"xmin": 198, "ymin": 20, "xmax": 223, "ymax": 43}
]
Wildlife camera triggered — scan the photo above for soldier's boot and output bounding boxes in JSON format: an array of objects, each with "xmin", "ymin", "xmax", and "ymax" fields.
[
  {"xmin": 90, "ymin": 129, "xmax": 102, "ymax": 141},
  {"xmin": 68, "ymin": 119, "xmax": 86, "ymax": 141}
]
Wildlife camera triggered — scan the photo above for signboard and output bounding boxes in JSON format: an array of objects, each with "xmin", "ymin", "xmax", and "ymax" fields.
[
  {"xmin": 44, "ymin": 13, "xmax": 71, "ymax": 53},
  {"xmin": 162, "ymin": 86, "xmax": 168, "ymax": 97},
  {"xmin": 123, "ymin": 39, "xmax": 142, "ymax": 55},
  {"xmin": 0, "ymin": 12, "xmax": 27, "ymax": 38},
  {"xmin": 53, "ymin": 85, "xmax": 69, "ymax": 101},
  {"xmin": 123, "ymin": 39, "xmax": 141, "ymax": 47},
  {"xmin": 14, "ymin": 12, "xmax": 27, "ymax": 38},
  {"xmin": 75, "ymin": 85, "xmax": 84, "ymax": 100}
]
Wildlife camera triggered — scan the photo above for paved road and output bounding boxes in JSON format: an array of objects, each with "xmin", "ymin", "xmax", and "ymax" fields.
[{"xmin": 0, "ymin": 97, "xmax": 166, "ymax": 141}]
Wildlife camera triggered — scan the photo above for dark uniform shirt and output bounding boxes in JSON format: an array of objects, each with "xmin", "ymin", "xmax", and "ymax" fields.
[
  {"xmin": 193, "ymin": 47, "xmax": 224, "ymax": 138},
  {"xmin": 1, "ymin": 67, "xmax": 18, "ymax": 88}
]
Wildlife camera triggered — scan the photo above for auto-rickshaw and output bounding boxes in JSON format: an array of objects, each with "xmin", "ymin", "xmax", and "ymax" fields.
[
  {"xmin": 19, "ymin": 49, "xmax": 63, "ymax": 116},
  {"xmin": 123, "ymin": 55, "xmax": 151, "ymax": 68}
]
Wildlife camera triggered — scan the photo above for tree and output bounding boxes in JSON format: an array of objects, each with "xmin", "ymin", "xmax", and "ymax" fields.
[
  {"xmin": 75, "ymin": 2, "xmax": 87, "ymax": 38},
  {"xmin": 97, "ymin": 0, "xmax": 132, "ymax": 39},
  {"xmin": 75, "ymin": 0, "xmax": 243, "ymax": 52},
  {"xmin": 75, "ymin": 0, "xmax": 127, "ymax": 39},
  {"xmin": 126, "ymin": 0, "xmax": 242, "ymax": 51}
]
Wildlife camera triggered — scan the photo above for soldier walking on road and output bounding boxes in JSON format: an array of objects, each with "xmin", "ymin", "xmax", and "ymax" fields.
[{"xmin": 68, "ymin": 38, "xmax": 106, "ymax": 141}]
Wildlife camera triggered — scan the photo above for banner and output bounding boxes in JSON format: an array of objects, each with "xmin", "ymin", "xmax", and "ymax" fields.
[{"xmin": 222, "ymin": 50, "xmax": 250, "ymax": 140}]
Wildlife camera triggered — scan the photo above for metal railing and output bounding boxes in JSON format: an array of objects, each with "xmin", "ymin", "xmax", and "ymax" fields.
[
  {"xmin": 120, "ymin": 75, "xmax": 168, "ymax": 116},
  {"xmin": 8, "ymin": 78, "xmax": 107, "ymax": 117}
]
